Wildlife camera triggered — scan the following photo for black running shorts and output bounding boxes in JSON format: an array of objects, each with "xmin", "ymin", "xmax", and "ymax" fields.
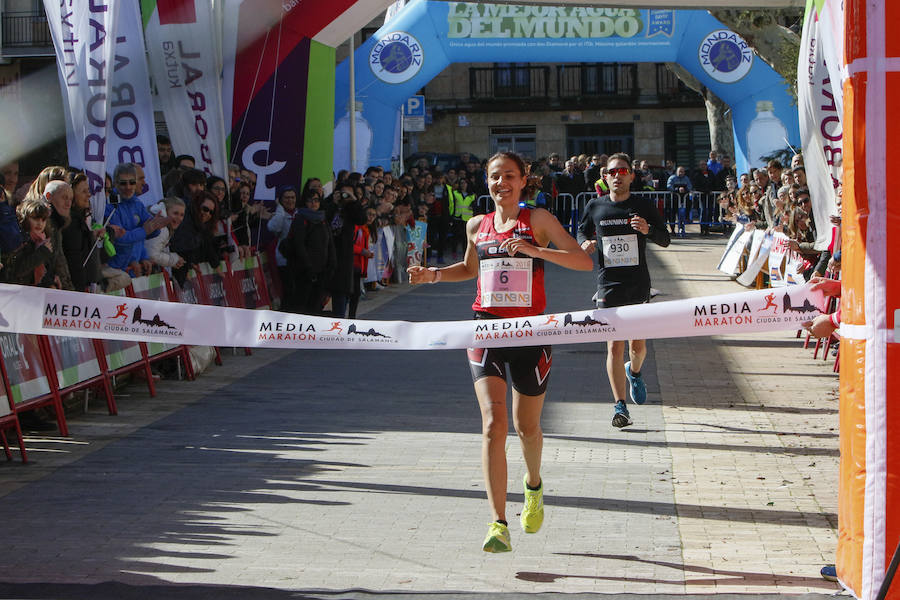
[
  {"xmin": 594, "ymin": 283, "xmax": 650, "ymax": 309},
  {"xmin": 467, "ymin": 313, "xmax": 552, "ymax": 396}
]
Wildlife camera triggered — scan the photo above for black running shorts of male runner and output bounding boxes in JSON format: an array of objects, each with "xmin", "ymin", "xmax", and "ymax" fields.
[
  {"xmin": 467, "ymin": 313, "xmax": 552, "ymax": 396},
  {"xmin": 594, "ymin": 283, "xmax": 651, "ymax": 309}
]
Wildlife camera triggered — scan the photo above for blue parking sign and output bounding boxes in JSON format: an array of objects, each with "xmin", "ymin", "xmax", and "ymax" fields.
[{"xmin": 404, "ymin": 95, "xmax": 425, "ymax": 117}]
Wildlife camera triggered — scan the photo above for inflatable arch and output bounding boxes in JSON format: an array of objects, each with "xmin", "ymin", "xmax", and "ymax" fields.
[{"xmin": 334, "ymin": 1, "xmax": 799, "ymax": 176}]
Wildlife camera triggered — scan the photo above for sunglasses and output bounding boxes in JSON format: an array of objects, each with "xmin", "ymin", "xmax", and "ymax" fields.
[
  {"xmin": 199, "ymin": 205, "xmax": 214, "ymax": 214},
  {"xmin": 117, "ymin": 179, "xmax": 137, "ymax": 186},
  {"xmin": 607, "ymin": 167, "xmax": 631, "ymax": 176}
]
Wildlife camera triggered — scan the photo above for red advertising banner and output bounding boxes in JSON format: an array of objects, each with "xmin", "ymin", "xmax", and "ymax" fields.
[
  {"xmin": 45, "ymin": 336, "xmax": 102, "ymax": 389},
  {"xmin": 259, "ymin": 251, "xmax": 282, "ymax": 310},
  {"xmin": 196, "ymin": 263, "xmax": 229, "ymax": 307},
  {"xmin": 0, "ymin": 333, "xmax": 51, "ymax": 405},
  {"xmin": 173, "ymin": 269, "xmax": 203, "ymax": 305},
  {"xmin": 228, "ymin": 256, "xmax": 270, "ymax": 310}
]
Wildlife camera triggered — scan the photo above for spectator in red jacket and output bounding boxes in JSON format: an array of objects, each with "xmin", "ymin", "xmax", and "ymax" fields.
[{"xmin": 349, "ymin": 212, "xmax": 374, "ymax": 318}]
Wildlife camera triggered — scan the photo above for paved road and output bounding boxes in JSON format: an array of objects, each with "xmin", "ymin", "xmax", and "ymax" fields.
[{"xmin": 0, "ymin": 232, "xmax": 841, "ymax": 599}]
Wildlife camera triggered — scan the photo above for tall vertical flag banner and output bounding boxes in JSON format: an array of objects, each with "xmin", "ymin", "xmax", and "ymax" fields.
[
  {"xmin": 797, "ymin": 0, "xmax": 841, "ymax": 251},
  {"xmin": 836, "ymin": 0, "xmax": 900, "ymax": 598},
  {"xmin": 43, "ymin": 0, "xmax": 120, "ymax": 220},
  {"xmin": 142, "ymin": 0, "xmax": 229, "ymax": 181},
  {"xmin": 109, "ymin": 1, "xmax": 164, "ymax": 206}
]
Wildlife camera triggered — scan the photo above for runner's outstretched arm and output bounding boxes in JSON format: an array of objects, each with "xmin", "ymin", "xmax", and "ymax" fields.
[{"xmin": 408, "ymin": 215, "xmax": 483, "ymax": 284}]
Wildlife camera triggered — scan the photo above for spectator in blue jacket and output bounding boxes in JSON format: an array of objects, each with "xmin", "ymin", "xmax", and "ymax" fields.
[{"xmin": 104, "ymin": 163, "xmax": 168, "ymax": 277}]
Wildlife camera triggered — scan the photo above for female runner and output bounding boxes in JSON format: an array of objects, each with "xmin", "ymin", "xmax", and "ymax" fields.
[{"xmin": 408, "ymin": 152, "xmax": 592, "ymax": 552}]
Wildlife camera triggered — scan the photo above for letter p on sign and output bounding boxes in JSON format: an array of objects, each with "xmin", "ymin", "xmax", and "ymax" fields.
[{"xmin": 405, "ymin": 95, "xmax": 425, "ymax": 117}]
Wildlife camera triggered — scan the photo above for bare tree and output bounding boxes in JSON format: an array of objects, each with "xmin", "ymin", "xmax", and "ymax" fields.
[
  {"xmin": 709, "ymin": 9, "xmax": 803, "ymax": 98},
  {"xmin": 666, "ymin": 63, "xmax": 734, "ymax": 159},
  {"xmin": 665, "ymin": 9, "xmax": 803, "ymax": 160}
]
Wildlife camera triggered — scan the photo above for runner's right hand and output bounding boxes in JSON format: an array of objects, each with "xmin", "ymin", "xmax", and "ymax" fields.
[
  {"xmin": 407, "ymin": 265, "xmax": 431, "ymax": 285},
  {"xmin": 580, "ymin": 240, "xmax": 597, "ymax": 255}
]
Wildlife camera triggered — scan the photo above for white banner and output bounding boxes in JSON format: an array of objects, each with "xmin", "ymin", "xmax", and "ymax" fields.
[
  {"xmin": 768, "ymin": 232, "xmax": 791, "ymax": 287},
  {"xmin": 144, "ymin": 0, "xmax": 229, "ymax": 180},
  {"xmin": 0, "ymin": 283, "xmax": 825, "ymax": 351},
  {"xmin": 737, "ymin": 231, "xmax": 774, "ymax": 287},
  {"xmin": 816, "ymin": 0, "xmax": 845, "ymax": 119},
  {"xmin": 784, "ymin": 250, "xmax": 808, "ymax": 285},
  {"xmin": 717, "ymin": 224, "xmax": 753, "ymax": 276},
  {"xmin": 43, "ymin": 0, "xmax": 120, "ymax": 219},
  {"xmin": 798, "ymin": 2, "xmax": 840, "ymax": 251},
  {"xmin": 109, "ymin": 2, "xmax": 163, "ymax": 206}
]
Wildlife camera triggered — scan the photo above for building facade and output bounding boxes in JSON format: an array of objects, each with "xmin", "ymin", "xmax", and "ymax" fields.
[{"xmin": 408, "ymin": 61, "xmax": 712, "ymax": 167}]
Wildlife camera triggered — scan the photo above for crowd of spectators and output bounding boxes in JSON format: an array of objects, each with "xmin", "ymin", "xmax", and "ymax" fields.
[
  {"xmin": 716, "ymin": 153, "xmax": 841, "ymax": 281},
  {"xmin": 1, "ymin": 138, "xmax": 840, "ymax": 318}
]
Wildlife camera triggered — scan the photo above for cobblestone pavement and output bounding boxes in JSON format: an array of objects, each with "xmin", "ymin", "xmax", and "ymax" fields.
[{"xmin": 0, "ymin": 229, "xmax": 842, "ymax": 599}]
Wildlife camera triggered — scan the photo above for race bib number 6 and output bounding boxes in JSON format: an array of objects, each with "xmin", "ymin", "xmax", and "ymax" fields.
[
  {"xmin": 480, "ymin": 257, "xmax": 533, "ymax": 307},
  {"xmin": 602, "ymin": 234, "xmax": 639, "ymax": 267}
]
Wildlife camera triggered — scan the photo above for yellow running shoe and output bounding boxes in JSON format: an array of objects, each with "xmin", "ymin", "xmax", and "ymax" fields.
[
  {"xmin": 520, "ymin": 475, "xmax": 544, "ymax": 533},
  {"xmin": 482, "ymin": 521, "xmax": 512, "ymax": 553}
]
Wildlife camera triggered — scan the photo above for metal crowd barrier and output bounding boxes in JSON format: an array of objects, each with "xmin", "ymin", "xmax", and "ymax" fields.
[
  {"xmin": 474, "ymin": 190, "xmax": 730, "ymax": 237},
  {"xmin": 564, "ymin": 190, "xmax": 729, "ymax": 235}
]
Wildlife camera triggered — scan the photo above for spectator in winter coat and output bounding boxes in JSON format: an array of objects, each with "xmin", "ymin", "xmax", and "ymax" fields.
[
  {"xmin": 105, "ymin": 163, "xmax": 168, "ymax": 277},
  {"xmin": 0, "ymin": 174, "xmax": 21, "ymax": 254},
  {"xmin": 267, "ymin": 187, "xmax": 298, "ymax": 262},
  {"xmin": 324, "ymin": 182, "xmax": 367, "ymax": 317},
  {"xmin": 42, "ymin": 180, "xmax": 75, "ymax": 290},
  {"xmin": 283, "ymin": 189, "xmax": 335, "ymax": 315},
  {"xmin": 169, "ymin": 191, "xmax": 221, "ymax": 285},
  {"xmin": 2, "ymin": 200, "xmax": 61, "ymax": 287},
  {"xmin": 61, "ymin": 172, "xmax": 102, "ymax": 291},
  {"xmin": 145, "ymin": 197, "xmax": 187, "ymax": 271}
]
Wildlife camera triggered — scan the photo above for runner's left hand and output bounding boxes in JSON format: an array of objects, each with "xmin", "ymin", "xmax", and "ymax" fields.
[{"xmin": 630, "ymin": 215, "xmax": 649, "ymax": 235}]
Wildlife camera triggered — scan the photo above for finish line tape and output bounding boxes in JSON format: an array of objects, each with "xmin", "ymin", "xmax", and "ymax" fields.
[{"xmin": 0, "ymin": 283, "xmax": 826, "ymax": 351}]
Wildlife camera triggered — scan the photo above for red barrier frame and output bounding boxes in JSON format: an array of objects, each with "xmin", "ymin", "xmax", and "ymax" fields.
[
  {"xmin": 39, "ymin": 335, "xmax": 117, "ymax": 416},
  {"xmin": 0, "ymin": 353, "xmax": 27, "ymax": 462},
  {"xmin": 8, "ymin": 335, "xmax": 70, "ymax": 437}
]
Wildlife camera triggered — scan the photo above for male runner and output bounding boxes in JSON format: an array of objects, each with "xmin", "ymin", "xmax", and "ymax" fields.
[{"xmin": 577, "ymin": 153, "xmax": 671, "ymax": 427}]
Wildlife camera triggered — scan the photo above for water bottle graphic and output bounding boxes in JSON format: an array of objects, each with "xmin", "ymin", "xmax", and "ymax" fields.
[
  {"xmin": 746, "ymin": 100, "xmax": 788, "ymax": 168},
  {"xmin": 333, "ymin": 101, "xmax": 373, "ymax": 172}
]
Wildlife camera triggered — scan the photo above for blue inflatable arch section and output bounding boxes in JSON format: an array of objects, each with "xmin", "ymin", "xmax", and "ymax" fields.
[{"xmin": 335, "ymin": 1, "xmax": 799, "ymax": 176}]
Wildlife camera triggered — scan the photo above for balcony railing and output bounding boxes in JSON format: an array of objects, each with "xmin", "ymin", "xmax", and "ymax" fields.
[
  {"xmin": 2, "ymin": 12, "xmax": 52, "ymax": 48},
  {"xmin": 557, "ymin": 63, "xmax": 638, "ymax": 101},
  {"xmin": 469, "ymin": 66, "xmax": 550, "ymax": 100},
  {"xmin": 655, "ymin": 64, "xmax": 700, "ymax": 105}
]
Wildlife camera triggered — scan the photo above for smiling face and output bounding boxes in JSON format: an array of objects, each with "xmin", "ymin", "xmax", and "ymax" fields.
[
  {"xmin": 280, "ymin": 190, "xmax": 297, "ymax": 212},
  {"xmin": 27, "ymin": 215, "xmax": 47, "ymax": 235},
  {"xmin": 754, "ymin": 169, "xmax": 769, "ymax": 186},
  {"xmin": 117, "ymin": 173, "xmax": 138, "ymax": 200},
  {"xmin": 199, "ymin": 199, "xmax": 216, "ymax": 223},
  {"xmin": 487, "ymin": 157, "xmax": 526, "ymax": 205},
  {"xmin": 73, "ymin": 180, "xmax": 91, "ymax": 210},
  {"xmin": 49, "ymin": 185, "xmax": 73, "ymax": 218},
  {"xmin": 168, "ymin": 204, "xmax": 185, "ymax": 229},
  {"xmin": 211, "ymin": 181, "xmax": 227, "ymax": 202}
]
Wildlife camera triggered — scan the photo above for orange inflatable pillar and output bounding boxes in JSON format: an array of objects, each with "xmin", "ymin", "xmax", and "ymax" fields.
[{"xmin": 836, "ymin": 1, "xmax": 900, "ymax": 598}]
